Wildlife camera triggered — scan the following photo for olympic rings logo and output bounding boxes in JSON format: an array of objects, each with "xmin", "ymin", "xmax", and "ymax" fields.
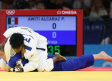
[{"xmin": 6, "ymin": 10, "xmax": 15, "ymax": 15}]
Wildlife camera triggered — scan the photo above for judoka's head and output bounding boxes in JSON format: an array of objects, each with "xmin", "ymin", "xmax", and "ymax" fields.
[
  {"xmin": 10, "ymin": 33, "xmax": 24, "ymax": 53},
  {"xmin": 0, "ymin": 43, "xmax": 6, "ymax": 62}
]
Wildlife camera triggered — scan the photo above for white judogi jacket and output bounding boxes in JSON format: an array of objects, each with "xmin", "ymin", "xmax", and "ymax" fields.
[{"xmin": 3, "ymin": 27, "xmax": 53, "ymax": 72}]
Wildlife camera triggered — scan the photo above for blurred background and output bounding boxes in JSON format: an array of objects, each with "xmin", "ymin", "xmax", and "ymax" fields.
[{"xmin": 0, "ymin": 0, "xmax": 112, "ymax": 67}]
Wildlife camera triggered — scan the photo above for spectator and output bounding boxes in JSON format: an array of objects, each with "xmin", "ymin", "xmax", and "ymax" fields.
[
  {"xmin": 36, "ymin": 1, "xmax": 46, "ymax": 9},
  {"xmin": 46, "ymin": 0, "xmax": 57, "ymax": 9},
  {"xmin": 2, "ymin": 0, "xmax": 13, "ymax": 9},
  {"xmin": 102, "ymin": 0, "xmax": 110, "ymax": 14},
  {"xmin": 29, "ymin": 0, "xmax": 35, "ymax": 9},
  {"xmin": 62, "ymin": 1, "xmax": 73, "ymax": 9},
  {"xmin": 55, "ymin": 0, "xmax": 72, "ymax": 9},
  {"xmin": 6, "ymin": 3, "xmax": 13, "ymax": 9},
  {"xmin": 73, "ymin": 0, "xmax": 92, "ymax": 16},
  {"xmin": 2, "ymin": 0, "xmax": 8, "ymax": 9},
  {"xmin": 29, "ymin": 0, "xmax": 43, "ymax": 9},
  {"xmin": 100, "ymin": 32, "xmax": 112, "ymax": 45},
  {"xmin": 0, "ymin": 0, "xmax": 2, "ymax": 10},
  {"xmin": 63, "ymin": 0, "xmax": 74, "ymax": 5},
  {"xmin": 14, "ymin": 0, "xmax": 29, "ymax": 9},
  {"xmin": 73, "ymin": 0, "xmax": 92, "ymax": 9},
  {"xmin": 55, "ymin": 0, "xmax": 63, "ymax": 9},
  {"xmin": 0, "ymin": 0, "xmax": 2, "ymax": 9},
  {"xmin": 89, "ymin": 0, "xmax": 108, "ymax": 19},
  {"xmin": 109, "ymin": 0, "xmax": 112, "ymax": 18}
]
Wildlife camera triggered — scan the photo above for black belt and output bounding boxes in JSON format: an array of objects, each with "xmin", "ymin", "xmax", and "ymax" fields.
[{"xmin": 36, "ymin": 47, "xmax": 46, "ymax": 51}]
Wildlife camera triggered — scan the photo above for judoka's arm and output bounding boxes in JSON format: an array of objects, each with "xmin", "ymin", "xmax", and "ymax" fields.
[{"xmin": 22, "ymin": 53, "xmax": 39, "ymax": 72}]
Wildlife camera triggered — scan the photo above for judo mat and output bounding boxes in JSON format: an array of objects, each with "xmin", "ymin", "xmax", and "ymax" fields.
[{"xmin": 0, "ymin": 67, "xmax": 112, "ymax": 81}]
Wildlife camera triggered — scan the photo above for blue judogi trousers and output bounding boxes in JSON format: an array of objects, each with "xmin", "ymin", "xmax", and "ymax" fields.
[
  {"xmin": 47, "ymin": 54, "xmax": 94, "ymax": 71},
  {"xmin": 8, "ymin": 53, "xmax": 94, "ymax": 71}
]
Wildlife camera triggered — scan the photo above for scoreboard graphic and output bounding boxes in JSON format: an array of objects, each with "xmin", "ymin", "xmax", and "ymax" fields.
[{"xmin": 0, "ymin": 10, "xmax": 83, "ymax": 57}]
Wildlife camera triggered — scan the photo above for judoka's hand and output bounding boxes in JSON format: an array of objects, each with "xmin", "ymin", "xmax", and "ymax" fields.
[{"xmin": 14, "ymin": 59, "xmax": 24, "ymax": 72}]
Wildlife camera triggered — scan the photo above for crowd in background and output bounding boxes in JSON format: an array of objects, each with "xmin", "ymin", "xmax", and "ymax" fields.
[
  {"xmin": 0, "ymin": 0, "xmax": 112, "ymax": 44},
  {"xmin": 0, "ymin": 0, "xmax": 111, "ymax": 17}
]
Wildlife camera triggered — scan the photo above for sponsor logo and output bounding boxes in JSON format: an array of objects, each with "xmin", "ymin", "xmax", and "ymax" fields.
[
  {"xmin": 57, "ymin": 10, "xmax": 77, "ymax": 14},
  {"xmin": 6, "ymin": 10, "xmax": 15, "ymax": 15},
  {"xmin": 57, "ymin": 11, "xmax": 61, "ymax": 14},
  {"xmin": 102, "ymin": 62, "xmax": 112, "ymax": 67}
]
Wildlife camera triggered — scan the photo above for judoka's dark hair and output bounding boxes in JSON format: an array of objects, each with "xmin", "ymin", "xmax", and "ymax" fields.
[{"xmin": 9, "ymin": 33, "xmax": 24, "ymax": 49}]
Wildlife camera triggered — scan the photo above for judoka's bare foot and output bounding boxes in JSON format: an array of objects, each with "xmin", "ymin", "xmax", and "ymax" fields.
[
  {"xmin": 52, "ymin": 52, "xmax": 67, "ymax": 63},
  {"xmin": 55, "ymin": 52, "xmax": 67, "ymax": 61},
  {"xmin": 93, "ymin": 51, "xmax": 112, "ymax": 62}
]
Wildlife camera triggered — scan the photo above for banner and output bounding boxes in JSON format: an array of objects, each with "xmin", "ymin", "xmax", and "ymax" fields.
[{"xmin": 84, "ymin": 20, "xmax": 112, "ymax": 44}]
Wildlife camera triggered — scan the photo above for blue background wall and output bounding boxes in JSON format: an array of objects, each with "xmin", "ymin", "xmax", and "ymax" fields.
[{"xmin": 84, "ymin": 45, "xmax": 112, "ymax": 67}]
